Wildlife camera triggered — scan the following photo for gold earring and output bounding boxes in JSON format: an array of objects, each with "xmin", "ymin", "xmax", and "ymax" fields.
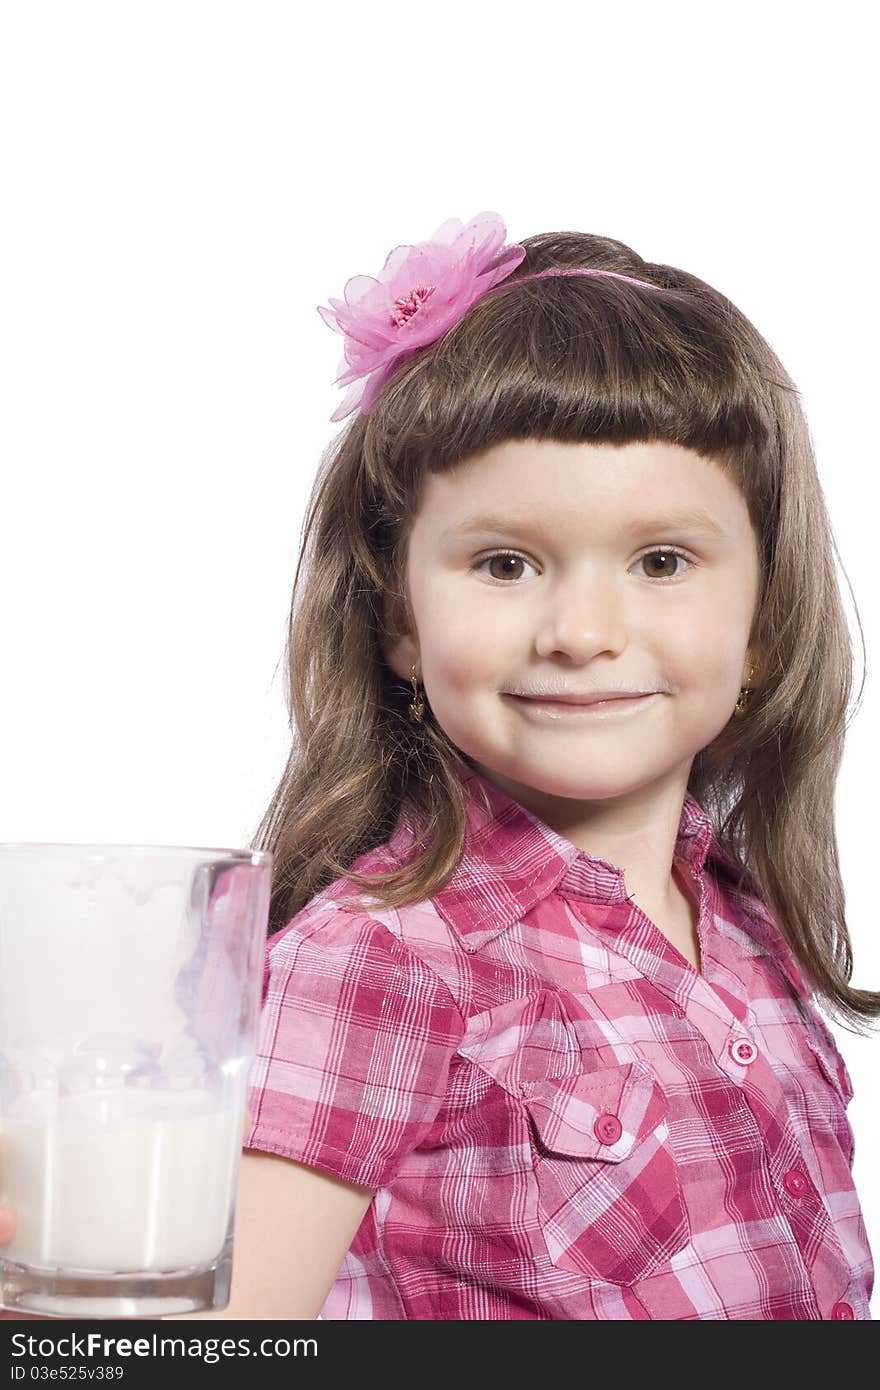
[
  {"xmin": 733, "ymin": 663, "xmax": 755, "ymax": 718},
  {"xmin": 408, "ymin": 663, "xmax": 425, "ymax": 723}
]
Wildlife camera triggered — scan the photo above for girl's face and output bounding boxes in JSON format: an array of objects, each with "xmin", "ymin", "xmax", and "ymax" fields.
[{"xmin": 384, "ymin": 439, "xmax": 762, "ymax": 809}]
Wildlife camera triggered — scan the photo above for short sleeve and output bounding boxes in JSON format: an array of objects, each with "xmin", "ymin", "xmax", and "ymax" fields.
[{"xmin": 243, "ymin": 903, "xmax": 466, "ymax": 1191}]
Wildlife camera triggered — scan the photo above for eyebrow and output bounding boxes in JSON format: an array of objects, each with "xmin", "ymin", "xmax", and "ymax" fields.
[{"xmin": 439, "ymin": 508, "xmax": 728, "ymax": 542}]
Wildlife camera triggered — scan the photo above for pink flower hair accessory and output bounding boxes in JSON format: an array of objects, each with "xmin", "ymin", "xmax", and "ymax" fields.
[
  {"xmin": 317, "ymin": 212, "xmax": 665, "ymax": 423},
  {"xmin": 317, "ymin": 212, "xmax": 526, "ymax": 423}
]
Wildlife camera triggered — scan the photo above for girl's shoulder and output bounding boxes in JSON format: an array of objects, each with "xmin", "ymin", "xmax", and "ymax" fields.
[
  {"xmin": 269, "ymin": 836, "xmax": 421, "ymax": 937},
  {"xmin": 267, "ymin": 831, "xmax": 456, "ymax": 970},
  {"xmin": 262, "ymin": 833, "xmax": 470, "ymax": 1023}
]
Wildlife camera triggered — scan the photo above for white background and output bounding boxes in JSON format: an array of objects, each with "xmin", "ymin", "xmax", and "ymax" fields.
[{"xmin": 1, "ymin": 1, "xmax": 877, "ymax": 1318}]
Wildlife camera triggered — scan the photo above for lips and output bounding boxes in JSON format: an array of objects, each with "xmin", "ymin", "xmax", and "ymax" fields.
[
  {"xmin": 505, "ymin": 692, "xmax": 663, "ymax": 719},
  {"xmin": 512, "ymin": 694, "xmax": 655, "ymax": 707}
]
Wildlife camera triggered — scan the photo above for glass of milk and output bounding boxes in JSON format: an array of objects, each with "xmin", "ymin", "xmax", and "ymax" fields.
[{"xmin": 0, "ymin": 841, "xmax": 271, "ymax": 1318}]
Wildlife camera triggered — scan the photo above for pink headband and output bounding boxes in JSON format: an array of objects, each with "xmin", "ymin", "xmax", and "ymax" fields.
[
  {"xmin": 317, "ymin": 212, "xmax": 666, "ymax": 423},
  {"xmin": 487, "ymin": 266, "xmax": 662, "ymax": 293}
]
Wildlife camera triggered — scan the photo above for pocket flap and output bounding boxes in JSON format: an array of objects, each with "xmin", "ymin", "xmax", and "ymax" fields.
[
  {"xmin": 521, "ymin": 1061, "xmax": 667, "ymax": 1160},
  {"xmin": 805, "ymin": 1035, "xmax": 854, "ymax": 1106}
]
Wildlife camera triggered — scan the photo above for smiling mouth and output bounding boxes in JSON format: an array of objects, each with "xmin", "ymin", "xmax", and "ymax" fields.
[
  {"xmin": 505, "ymin": 692, "xmax": 663, "ymax": 716},
  {"xmin": 508, "ymin": 692, "xmax": 659, "ymax": 706}
]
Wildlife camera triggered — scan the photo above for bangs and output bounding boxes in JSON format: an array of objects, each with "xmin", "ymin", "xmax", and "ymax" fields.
[{"xmin": 372, "ymin": 273, "xmax": 776, "ymax": 478}]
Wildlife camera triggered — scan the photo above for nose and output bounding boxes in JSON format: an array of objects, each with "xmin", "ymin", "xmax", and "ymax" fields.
[{"xmin": 533, "ymin": 568, "xmax": 628, "ymax": 662}]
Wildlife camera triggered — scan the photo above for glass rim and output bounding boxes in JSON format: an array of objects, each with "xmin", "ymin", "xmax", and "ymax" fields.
[{"xmin": 0, "ymin": 842, "xmax": 272, "ymax": 863}]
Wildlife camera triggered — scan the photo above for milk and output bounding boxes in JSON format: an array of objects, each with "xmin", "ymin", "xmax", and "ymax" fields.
[{"xmin": 0, "ymin": 1085, "xmax": 243, "ymax": 1271}]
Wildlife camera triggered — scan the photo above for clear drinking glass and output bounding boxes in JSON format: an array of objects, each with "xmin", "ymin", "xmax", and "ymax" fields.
[{"xmin": 0, "ymin": 842, "xmax": 272, "ymax": 1318}]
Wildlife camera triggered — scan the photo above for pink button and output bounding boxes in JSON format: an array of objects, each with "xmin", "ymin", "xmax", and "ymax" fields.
[
  {"xmin": 728, "ymin": 1038, "xmax": 758, "ymax": 1065},
  {"xmin": 594, "ymin": 1113, "xmax": 622, "ymax": 1145},
  {"xmin": 831, "ymin": 1301, "xmax": 854, "ymax": 1319},
  {"xmin": 783, "ymin": 1169, "xmax": 809, "ymax": 1198}
]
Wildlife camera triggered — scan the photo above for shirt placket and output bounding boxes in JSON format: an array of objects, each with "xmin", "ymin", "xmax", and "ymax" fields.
[{"xmin": 560, "ymin": 856, "xmax": 856, "ymax": 1319}]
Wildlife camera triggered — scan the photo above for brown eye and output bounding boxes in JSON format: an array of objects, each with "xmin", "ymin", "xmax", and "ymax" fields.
[
  {"xmin": 637, "ymin": 549, "xmax": 691, "ymax": 580},
  {"xmin": 474, "ymin": 549, "xmax": 693, "ymax": 585},
  {"xmin": 475, "ymin": 552, "xmax": 535, "ymax": 582},
  {"xmin": 486, "ymin": 554, "xmax": 526, "ymax": 581}
]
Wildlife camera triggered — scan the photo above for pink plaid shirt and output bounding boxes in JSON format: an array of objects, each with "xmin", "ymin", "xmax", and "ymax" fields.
[{"xmin": 244, "ymin": 757, "xmax": 873, "ymax": 1319}]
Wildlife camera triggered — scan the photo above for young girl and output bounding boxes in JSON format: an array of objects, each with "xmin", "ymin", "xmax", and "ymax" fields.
[{"xmin": 2, "ymin": 212, "xmax": 877, "ymax": 1320}]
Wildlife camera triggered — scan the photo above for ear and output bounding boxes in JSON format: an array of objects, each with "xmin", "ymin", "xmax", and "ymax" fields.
[{"xmin": 380, "ymin": 587, "xmax": 420, "ymax": 683}]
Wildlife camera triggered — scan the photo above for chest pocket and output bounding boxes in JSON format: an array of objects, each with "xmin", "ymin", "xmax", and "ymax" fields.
[
  {"xmin": 800, "ymin": 1023, "xmax": 856, "ymax": 1169},
  {"xmin": 803, "ymin": 1021, "xmax": 854, "ymax": 1106},
  {"xmin": 522, "ymin": 1059, "xmax": 691, "ymax": 1285}
]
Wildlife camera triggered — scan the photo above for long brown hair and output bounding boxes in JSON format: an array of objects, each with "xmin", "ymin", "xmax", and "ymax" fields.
[{"xmin": 248, "ymin": 229, "xmax": 877, "ymax": 1033}]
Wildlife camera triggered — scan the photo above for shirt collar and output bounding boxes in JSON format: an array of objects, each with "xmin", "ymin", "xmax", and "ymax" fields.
[{"xmin": 387, "ymin": 753, "xmax": 789, "ymax": 963}]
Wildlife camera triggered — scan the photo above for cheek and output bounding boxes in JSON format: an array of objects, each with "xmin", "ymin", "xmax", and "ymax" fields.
[
  {"xmin": 669, "ymin": 645, "xmax": 740, "ymax": 692},
  {"xmin": 415, "ymin": 578, "xmax": 505, "ymax": 666},
  {"xmin": 671, "ymin": 630, "xmax": 731, "ymax": 675},
  {"xmin": 434, "ymin": 639, "xmax": 500, "ymax": 693},
  {"xmin": 657, "ymin": 597, "xmax": 745, "ymax": 679}
]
